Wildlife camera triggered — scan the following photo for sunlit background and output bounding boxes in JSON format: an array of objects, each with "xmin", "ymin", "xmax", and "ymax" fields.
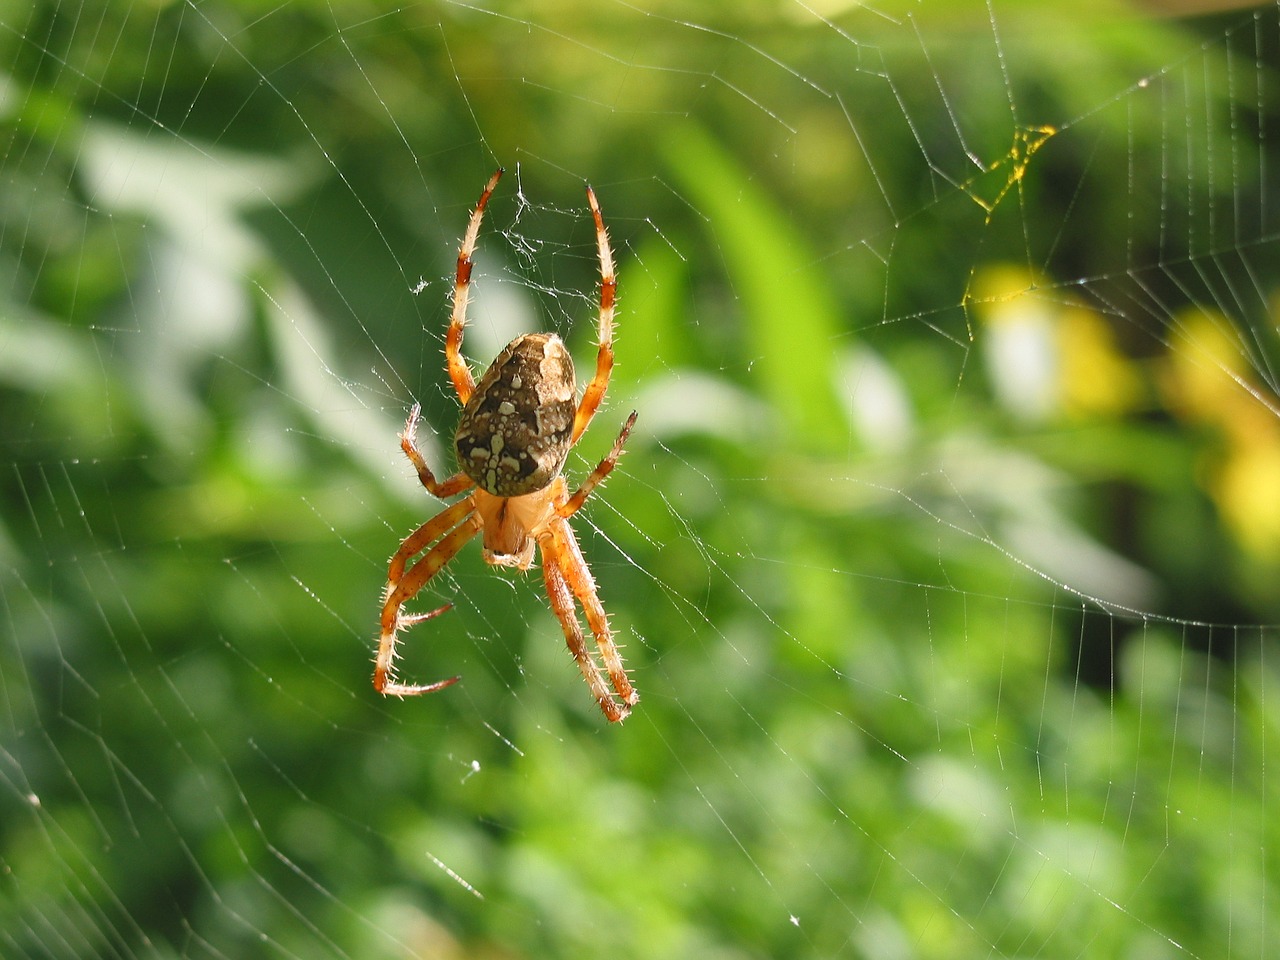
[{"xmin": 3, "ymin": 1, "xmax": 1279, "ymax": 957}]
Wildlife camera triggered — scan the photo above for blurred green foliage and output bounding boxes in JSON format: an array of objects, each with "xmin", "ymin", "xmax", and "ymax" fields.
[{"xmin": 2, "ymin": 1, "xmax": 1280, "ymax": 958}]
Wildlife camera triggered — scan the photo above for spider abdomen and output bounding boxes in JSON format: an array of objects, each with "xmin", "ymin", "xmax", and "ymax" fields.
[{"xmin": 455, "ymin": 332, "xmax": 576, "ymax": 496}]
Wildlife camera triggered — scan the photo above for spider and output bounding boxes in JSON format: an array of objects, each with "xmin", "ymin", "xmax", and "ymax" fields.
[{"xmin": 374, "ymin": 168, "xmax": 639, "ymax": 722}]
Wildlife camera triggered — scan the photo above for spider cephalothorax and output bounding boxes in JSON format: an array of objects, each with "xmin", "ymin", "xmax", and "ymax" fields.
[{"xmin": 374, "ymin": 169, "xmax": 638, "ymax": 722}]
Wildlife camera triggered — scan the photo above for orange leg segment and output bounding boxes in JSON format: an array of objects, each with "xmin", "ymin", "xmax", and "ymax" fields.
[
  {"xmin": 573, "ymin": 183, "xmax": 617, "ymax": 443},
  {"xmin": 559, "ymin": 410, "xmax": 637, "ymax": 519},
  {"xmin": 401, "ymin": 403, "xmax": 475, "ymax": 499},
  {"xmin": 375, "ymin": 501, "xmax": 482, "ymax": 697},
  {"xmin": 446, "ymin": 167, "xmax": 504, "ymax": 406},
  {"xmin": 542, "ymin": 541, "xmax": 630, "ymax": 722},
  {"xmin": 542, "ymin": 517, "xmax": 636, "ymax": 721}
]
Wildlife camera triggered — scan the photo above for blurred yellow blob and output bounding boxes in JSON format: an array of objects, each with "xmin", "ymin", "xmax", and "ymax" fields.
[
  {"xmin": 1159, "ymin": 308, "xmax": 1280, "ymax": 561},
  {"xmin": 976, "ymin": 271, "xmax": 1280, "ymax": 560},
  {"xmin": 1212, "ymin": 441, "xmax": 1280, "ymax": 561},
  {"xmin": 1160, "ymin": 311, "xmax": 1236, "ymax": 409},
  {"xmin": 972, "ymin": 264, "xmax": 1140, "ymax": 421},
  {"xmin": 1058, "ymin": 306, "xmax": 1143, "ymax": 419}
]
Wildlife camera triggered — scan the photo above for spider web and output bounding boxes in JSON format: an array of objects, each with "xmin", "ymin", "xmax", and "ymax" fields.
[{"xmin": 3, "ymin": 1, "xmax": 1279, "ymax": 957}]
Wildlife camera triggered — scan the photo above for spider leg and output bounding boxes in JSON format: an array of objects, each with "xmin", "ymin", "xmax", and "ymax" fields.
[
  {"xmin": 376, "ymin": 499, "xmax": 482, "ymax": 697},
  {"xmin": 542, "ymin": 541, "xmax": 631, "ymax": 723},
  {"xmin": 446, "ymin": 168, "xmax": 504, "ymax": 406},
  {"xmin": 571, "ymin": 182, "xmax": 616, "ymax": 444},
  {"xmin": 543, "ymin": 517, "xmax": 637, "ymax": 721},
  {"xmin": 401, "ymin": 402, "xmax": 475, "ymax": 498},
  {"xmin": 558, "ymin": 410, "xmax": 637, "ymax": 519},
  {"xmin": 386, "ymin": 497, "xmax": 472, "ymax": 584}
]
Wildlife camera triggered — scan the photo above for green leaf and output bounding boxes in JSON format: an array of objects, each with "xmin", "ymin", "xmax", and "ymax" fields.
[{"xmin": 664, "ymin": 125, "xmax": 848, "ymax": 453}]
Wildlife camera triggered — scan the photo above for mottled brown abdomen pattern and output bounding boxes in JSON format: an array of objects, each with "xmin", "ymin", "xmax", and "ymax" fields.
[{"xmin": 454, "ymin": 332, "xmax": 576, "ymax": 496}]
